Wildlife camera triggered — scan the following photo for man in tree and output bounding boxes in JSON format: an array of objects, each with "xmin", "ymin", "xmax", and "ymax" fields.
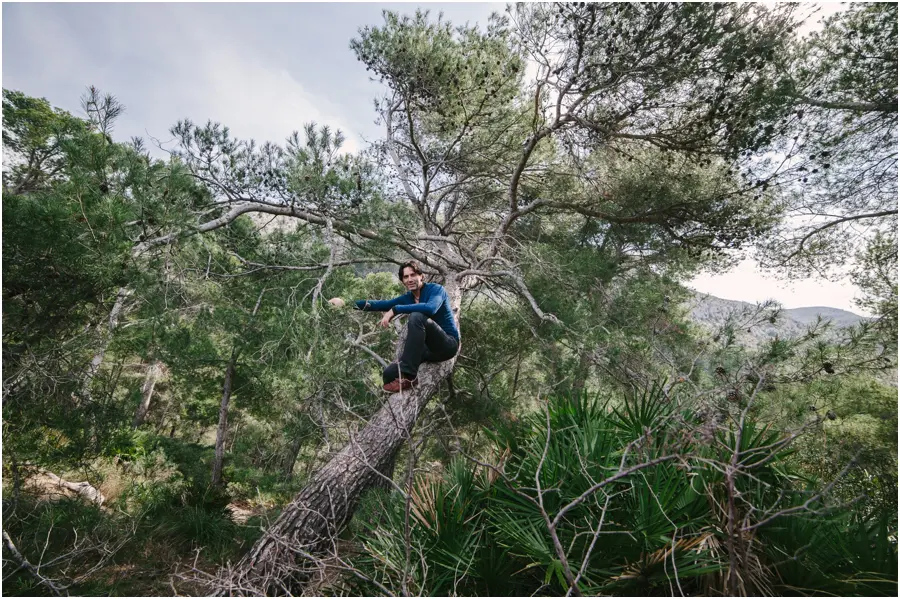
[
  {"xmin": 144, "ymin": 5, "xmax": 814, "ymax": 590},
  {"xmin": 330, "ymin": 260, "xmax": 459, "ymax": 392}
]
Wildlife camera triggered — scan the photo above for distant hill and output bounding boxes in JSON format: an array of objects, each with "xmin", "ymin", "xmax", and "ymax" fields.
[
  {"xmin": 686, "ymin": 292, "xmax": 867, "ymax": 345},
  {"xmin": 780, "ymin": 306, "xmax": 867, "ymax": 329}
]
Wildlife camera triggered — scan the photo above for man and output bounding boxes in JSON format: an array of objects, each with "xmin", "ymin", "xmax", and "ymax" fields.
[{"xmin": 329, "ymin": 260, "xmax": 459, "ymax": 392}]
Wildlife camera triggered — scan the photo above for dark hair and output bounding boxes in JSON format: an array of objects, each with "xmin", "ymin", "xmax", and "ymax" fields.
[{"xmin": 398, "ymin": 260, "xmax": 423, "ymax": 280}]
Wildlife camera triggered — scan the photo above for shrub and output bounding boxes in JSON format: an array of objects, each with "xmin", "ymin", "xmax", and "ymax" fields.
[{"xmin": 345, "ymin": 385, "xmax": 898, "ymax": 596}]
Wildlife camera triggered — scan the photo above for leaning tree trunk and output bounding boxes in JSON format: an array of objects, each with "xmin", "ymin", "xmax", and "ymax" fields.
[{"xmin": 219, "ymin": 279, "xmax": 461, "ymax": 595}]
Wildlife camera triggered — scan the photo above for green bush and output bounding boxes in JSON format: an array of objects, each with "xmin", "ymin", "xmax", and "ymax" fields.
[
  {"xmin": 345, "ymin": 385, "xmax": 898, "ymax": 596},
  {"xmin": 759, "ymin": 375, "xmax": 898, "ymax": 522},
  {"xmin": 2, "ymin": 495, "xmax": 127, "ymax": 596}
]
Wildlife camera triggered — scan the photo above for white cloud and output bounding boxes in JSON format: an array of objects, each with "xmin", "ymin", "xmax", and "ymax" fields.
[
  {"xmin": 144, "ymin": 12, "xmax": 362, "ymax": 156},
  {"xmin": 793, "ymin": 2, "xmax": 847, "ymax": 38},
  {"xmin": 688, "ymin": 258, "xmax": 867, "ymax": 314},
  {"xmin": 190, "ymin": 49, "xmax": 362, "ymax": 155},
  {"xmin": 3, "ymin": 4, "xmax": 362, "ymax": 157}
]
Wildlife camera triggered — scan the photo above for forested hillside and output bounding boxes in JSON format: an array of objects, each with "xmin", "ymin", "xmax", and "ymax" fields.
[{"xmin": 2, "ymin": 3, "xmax": 896, "ymax": 596}]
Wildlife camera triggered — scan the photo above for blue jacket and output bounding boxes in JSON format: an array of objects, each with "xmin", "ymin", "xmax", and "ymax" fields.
[{"xmin": 355, "ymin": 283, "xmax": 460, "ymax": 341}]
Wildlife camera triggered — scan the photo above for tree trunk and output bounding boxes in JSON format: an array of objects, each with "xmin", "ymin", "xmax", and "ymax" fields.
[
  {"xmin": 211, "ymin": 349, "xmax": 239, "ymax": 488},
  {"xmin": 571, "ymin": 350, "xmax": 592, "ymax": 398},
  {"xmin": 132, "ymin": 361, "xmax": 162, "ymax": 429},
  {"xmin": 219, "ymin": 279, "xmax": 461, "ymax": 595},
  {"xmin": 81, "ymin": 287, "xmax": 132, "ymax": 402},
  {"xmin": 212, "ymin": 289, "xmax": 266, "ymax": 488},
  {"xmin": 10, "ymin": 458, "xmax": 21, "ymax": 513},
  {"xmin": 228, "ymin": 418, "xmax": 242, "ymax": 453},
  {"xmin": 29, "ymin": 468, "xmax": 106, "ymax": 505},
  {"xmin": 281, "ymin": 432, "xmax": 304, "ymax": 481}
]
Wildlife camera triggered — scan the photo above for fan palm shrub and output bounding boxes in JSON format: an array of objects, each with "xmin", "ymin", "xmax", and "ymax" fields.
[{"xmin": 345, "ymin": 383, "xmax": 897, "ymax": 596}]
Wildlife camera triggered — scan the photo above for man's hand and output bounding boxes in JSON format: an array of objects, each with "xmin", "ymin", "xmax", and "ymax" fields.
[
  {"xmin": 379, "ymin": 309, "xmax": 395, "ymax": 328},
  {"xmin": 327, "ymin": 297, "xmax": 345, "ymax": 308}
]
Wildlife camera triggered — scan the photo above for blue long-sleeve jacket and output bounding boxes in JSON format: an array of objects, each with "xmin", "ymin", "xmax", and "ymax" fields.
[{"xmin": 355, "ymin": 283, "xmax": 460, "ymax": 341}]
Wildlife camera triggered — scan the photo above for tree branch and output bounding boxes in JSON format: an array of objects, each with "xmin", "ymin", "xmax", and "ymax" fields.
[
  {"xmin": 791, "ymin": 92, "xmax": 898, "ymax": 114},
  {"xmin": 778, "ymin": 209, "xmax": 897, "ymax": 265},
  {"xmin": 2, "ymin": 529, "xmax": 65, "ymax": 596},
  {"xmin": 456, "ymin": 269, "xmax": 559, "ymax": 324},
  {"xmin": 134, "ymin": 201, "xmax": 440, "ymax": 270}
]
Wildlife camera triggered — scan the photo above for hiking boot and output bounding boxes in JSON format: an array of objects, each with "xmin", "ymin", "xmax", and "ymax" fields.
[{"xmin": 382, "ymin": 377, "xmax": 417, "ymax": 393}]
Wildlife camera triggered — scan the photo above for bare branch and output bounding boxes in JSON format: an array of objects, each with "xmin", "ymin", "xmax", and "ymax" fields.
[
  {"xmin": 134, "ymin": 201, "xmax": 442, "ymax": 271},
  {"xmin": 229, "ymin": 252, "xmax": 384, "ymax": 273},
  {"xmin": 551, "ymin": 455, "xmax": 682, "ymax": 529},
  {"xmin": 790, "ymin": 92, "xmax": 898, "ymax": 114},
  {"xmin": 742, "ymin": 456, "xmax": 860, "ymax": 532},
  {"xmin": 310, "ymin": 218, "xmax": 336, "ymax": 313},
  {"xmin": 456, "ymin": 269, "xmax": 560, "ymax": 324},
  {"xmin": 776, "ymin": 209, "xmax": 897, "ymax": 265},
  {"xmin": 345, "ymin": 334, "xmax": 389, "ymax": 369}
]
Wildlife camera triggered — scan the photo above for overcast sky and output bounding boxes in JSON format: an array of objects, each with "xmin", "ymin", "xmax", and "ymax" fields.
[{"xmin": 2, "ymin": 2, "xmax": 867, "ymax": 314}]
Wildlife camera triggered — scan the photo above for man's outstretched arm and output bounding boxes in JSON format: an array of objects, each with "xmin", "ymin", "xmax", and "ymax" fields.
[
  {"xmin": 326, "ymin": 295, "xmax": 411, "ymax": 312},
  {"xmin": 354, "ymin": 295, "xmax": 410, "ymax": 312},
  {"xmin": 391, "ymin": 288, "xmax": 444, "ymax": 317}
]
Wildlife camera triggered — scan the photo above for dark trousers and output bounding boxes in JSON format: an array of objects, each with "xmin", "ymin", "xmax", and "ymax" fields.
[{"xmin": 382, "ymin": 312, "xmax": 459, "ymax": 384}]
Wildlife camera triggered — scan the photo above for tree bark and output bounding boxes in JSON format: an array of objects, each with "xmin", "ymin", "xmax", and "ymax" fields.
[
  {"xmin": 132, "ymin": 361, "xmax": 162, "ymax": 429},
  {"xmin": 219, "ymin": 279, "xmax": 461, "ymax": 595},
  {"xmin": 81, "ymin": 287, "xmax": 132, "ymax": 402},
  {"xmin": 571, "ymin": 351, "xmax": 592, "ymax": 398},
  {"xmin": 211, "ymin": 349, "xmax": 239, "ymax": 488},
  {"xmin": 212, "ymin": 289, "xmax": 267, "ymax": 488},
  {"xmin": 281, "ymin": 432, "xmax": 304, "ymax": 481},
  {"xmin": 28, "ymin": 468, "xmax": 106, "ymax": 505}
]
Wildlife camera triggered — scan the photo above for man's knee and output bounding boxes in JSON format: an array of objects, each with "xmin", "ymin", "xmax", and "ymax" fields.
[{"xmin": 408, "ymin": 312, "xmax": 427, "ymax": 326}]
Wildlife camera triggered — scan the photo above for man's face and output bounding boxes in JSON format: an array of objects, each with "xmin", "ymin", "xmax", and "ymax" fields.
[{"xmin": 401, "ymin": 267, "xmax": 424, "ymax": 292}]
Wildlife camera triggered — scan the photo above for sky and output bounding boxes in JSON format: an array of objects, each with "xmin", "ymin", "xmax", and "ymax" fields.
[{"xmin": 1, "ymin": 2, "xmax": 868, "ymax": 314}]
